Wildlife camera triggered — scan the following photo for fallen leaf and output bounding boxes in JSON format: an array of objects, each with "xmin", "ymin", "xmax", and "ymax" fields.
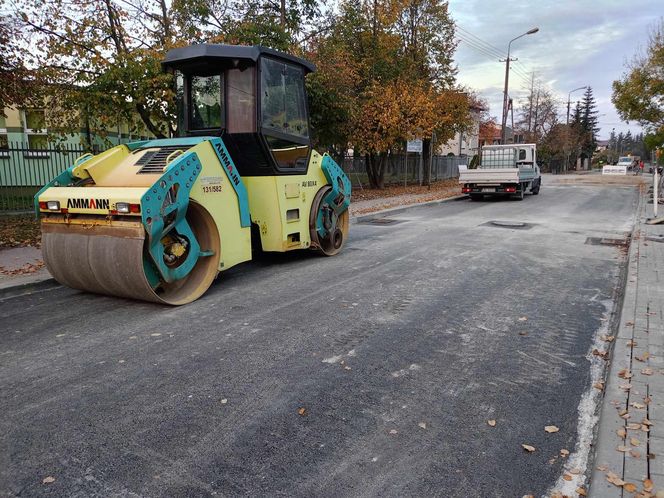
[
  {"xmin": 606, "ymin": 472, "xmax": 626, "ymax": 486},
  {"xmin": 620, "ymin": 384, "xmax": 633, "ymax": 391},
  {"xmin": 642, "ymin": 418, "xmax": 653, "ymax": 426},
  {"xmin": 642, "ymin": 368, "xmax": 654, "ymax": 375},
  {"xmin": 617, "ymin": 445, "xmax": 630, "ymax": 452},
  {"xmin": 593, "ymin": 381, "xmax": 605, "ymax": 390},
  {"xmin": 563, "ymin": 474, "xmax": 573, "ymax": 481},
  {"xmin": 487, "ymin": 419, "xmax": 496, "ymax": 427},
  {"xmin": 545, "ymin": 425, "xmax": 560, "ymax": 433},
  {"xmin": 297, "ymin": 407, "xmax": 306, "ymax": 416},
  {"xmin": 522, "ymin": 444, "xmax": 535, "ymax": 453},
  {"xmin": 569, "ymin": 468, "xmax": 581, "ymax": 475},
  {"xmin": 519, "ymin": 331, "xmax": 528, "ymax": 336},
  {"xmin": 630, "ymin": 437, "xmax": 640, "ymax": 446},
  {"xmin": 619, "ymin": 409, "xmax": 629, "ymax": 416},
  {"xmin": 623, "ymin": 482, "xmax": 637, "ymax": 492},
  {"xmin": 389, "ymin": 429, "xmax": 398, "ymax": 434},
  {"xmin": 631, "ymin": 402, "xmax": 645, "ymax": 409},
  {"xmin": 522, "ymin": 495, "xmax": 534, "ymax": 498},
  {"xmin": 635, "ymin": 352, "xmax": 651, "ymax": 362},
  {"xmin": 629, "ymin": 450, "xmax": 641, "ymax": 458},
  {"xmin": 560, "ymin": 449, "xmax": 570, "ymax": 457},
  {"xmin": 42, "ymin": 476, "xmax": 55, "ymax": 484},
  {"xmin": 518, "ymin": 316, "xmax": 528, "ymax": 321},
  {"xmin": 618, "ymin": 369, "xmax": 633, "ymax": 379},
  {"xmin": 576, "ymin": 487, "xmax": 587, "ymax": 496},
  {"xmin": 641, "ymin": 424, "xmax": 650, "ymax": 432},
  {"xmin": 601, "ymin": 335, "xmax": 615, "ymax": 342},
  {"xmin": 625, "ymin": 321, "xmax": 635, "ymax": 327},
  {"xmin": 644, "ymin": 478, "xmax": 654, "ymax": 491},
  {"xmin": 596, "ymin": 464, "xmax": 608, "ymax": 471},
  {"xmin": 628, "ymin": 423, "xmax": 642, "ymax": 430},
  {"xmin": 418, "ymin": 422, "xmax": 427, "ymax": 429},
  {"xmin": 617, "ymin": 428, "xmax": 627, "ymax": 438},
  {"xmin": 220, "ymin": 398, "xmax": 228, "ymax": 404},
  {"xmin": 644, "ymin": 395, "xmax": 652, "ymax": 405}
]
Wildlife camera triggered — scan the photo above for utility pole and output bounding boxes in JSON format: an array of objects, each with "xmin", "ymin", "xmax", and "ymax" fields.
[
  {"xmin": 566, "ymin": 86, "xmax": 586, "ymax": 126},
  {"xmin": 500, "ymin": 27, "xmax": 539, "ymax": 144},
  {"xmin": 527, "ymin": 73, "xmax": 535, "ymax": 136},
  {"xmin": 533, "ymin": 89, "xmax": 540, "ymax": 142}
]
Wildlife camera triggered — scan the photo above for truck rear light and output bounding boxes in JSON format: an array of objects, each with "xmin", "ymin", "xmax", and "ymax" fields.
[
  {"xmin": 116, "ymin": 202, "xmax": 130, "ymax": 214},
  {"xmin": 130, "ymin": 203, "xmax": 141, "ymax": 213},
  {"xmin": 39, "ymin": 201, "xmax": 48, "ymax": 210},
  {"xmin": 505, "ymin": 187, "xmax": 516, "ymax": 193},
  {"xmin": 462, "ymin": 187, "xmax": 471, "ymax": 193},
  {"xmin": 47, "ymin": 201, "xmax": 60, "ymax": 211}
]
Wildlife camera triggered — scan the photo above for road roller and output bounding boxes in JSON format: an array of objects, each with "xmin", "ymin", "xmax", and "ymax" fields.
[{"xmin": 34, "ymin": 44, "xmax": 351, "ymax": 304}]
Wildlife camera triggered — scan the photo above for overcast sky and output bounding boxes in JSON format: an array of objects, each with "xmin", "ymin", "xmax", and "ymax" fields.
[{"xmin": 447, "ymin": 0, "xmax": 660, "ymax": 139}]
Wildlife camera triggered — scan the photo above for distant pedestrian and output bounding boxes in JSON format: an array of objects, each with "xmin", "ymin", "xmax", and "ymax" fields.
[{"xmin": 640, "ymin": 160, "xmax": 645, "ymax": 173}]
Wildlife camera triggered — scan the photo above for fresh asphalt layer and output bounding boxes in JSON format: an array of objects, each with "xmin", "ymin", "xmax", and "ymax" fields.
[{"xmin": 0, "ymin": 184, "xmax": 638, "ymax": 497}]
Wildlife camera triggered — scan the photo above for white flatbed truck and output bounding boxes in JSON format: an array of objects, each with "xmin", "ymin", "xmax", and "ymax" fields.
[{"xmin": 460, "ymin": 144, "xmax": 541, "ymax": 201}]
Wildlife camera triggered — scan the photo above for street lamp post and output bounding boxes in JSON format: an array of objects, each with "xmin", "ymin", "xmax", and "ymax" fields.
[
  {"xmin": 566, "ymin": 86, "xmax": 587, "ymax": 126},
  {"xmin": 500, "ymin": 27, "xmax": 539, "ymax": 144}
]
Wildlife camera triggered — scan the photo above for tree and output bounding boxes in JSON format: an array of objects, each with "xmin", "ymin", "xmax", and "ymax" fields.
[
  {"xmin": 612, "ymin": 18, "xmax": 664, "ymax": 135},
  {"xmin": 579, "ymin": 86, "xmax": 599, "ymax": 152},
  {"xmin": 0, "ymin": 15, "xmax": 37, "ymax": 114},
  {"xmin": 307, "ymin": 0, "xmax": 467, "ymax": 188},
  {"xmin": 9, "ymin": 0, "xmax": 319, "ymax": 144}
]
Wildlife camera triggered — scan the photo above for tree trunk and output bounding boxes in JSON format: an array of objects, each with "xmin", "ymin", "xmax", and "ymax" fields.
[
  {"xmin": 136, "ymin": 103, "xmax": 166, "ymax": 139},
  {"xmin": 422, "ymin": 138, "xmax": 431, "ymax": 186},
  {"xmin": 365, "ymin": 152, "xmax": 386, "ymax": 189}
]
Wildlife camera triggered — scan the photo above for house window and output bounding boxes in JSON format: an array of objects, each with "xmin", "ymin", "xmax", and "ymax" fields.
[
  {"xmin": 0, "ymin": 115, "xmax": 8, "ymax": 158},
  {"xmin": 23, "ymin": 109, "xmax": 49, "ymax": 157}
]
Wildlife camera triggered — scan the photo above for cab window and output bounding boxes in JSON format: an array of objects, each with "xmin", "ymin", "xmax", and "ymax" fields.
[{"xmin": 190, "ymin": 74, "xmax": 223, "ymax": 130}]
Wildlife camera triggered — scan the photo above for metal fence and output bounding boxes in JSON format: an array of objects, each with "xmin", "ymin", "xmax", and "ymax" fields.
[
  {"xmin": 0, "ymin": 142, "xmax": 93, "ymax": 211},
  {"xmin": 340, "ymin": 154, "xmax": 467, "ymax": 187}
]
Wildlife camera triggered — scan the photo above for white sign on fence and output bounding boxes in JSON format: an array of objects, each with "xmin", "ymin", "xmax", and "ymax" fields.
[
  {"xmin": 602, "ymin": 165, "xmax": 627, "ymax": 176},
  {"xmin": 407, "ymin": 139, "xmax": 423, "ymax": 153}
]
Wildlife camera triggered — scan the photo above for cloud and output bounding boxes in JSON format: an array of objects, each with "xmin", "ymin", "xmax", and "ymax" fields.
[{"xmin": 448, "ymin": 0, "xmax": 658, "ymax": 137}]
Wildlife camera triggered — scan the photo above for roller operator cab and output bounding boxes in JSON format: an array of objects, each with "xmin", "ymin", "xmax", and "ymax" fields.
[{"xmin": 35, "ymin": 44, "xmax": 351, "ymax": 305}]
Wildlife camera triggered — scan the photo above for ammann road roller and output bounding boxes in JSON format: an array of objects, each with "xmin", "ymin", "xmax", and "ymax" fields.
[{"xmin": 35, "ymin": 44, "xmax": 351, "ymax": 304}]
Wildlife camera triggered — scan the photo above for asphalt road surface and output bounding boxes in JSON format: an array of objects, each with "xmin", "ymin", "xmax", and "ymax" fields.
[{"xmin": 0, "ymin": 181, "xmax": 638, "ymax": 497}]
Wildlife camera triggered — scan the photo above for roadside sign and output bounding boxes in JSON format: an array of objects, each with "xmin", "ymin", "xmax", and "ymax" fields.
[
  {"xmin": 602, "ymin": 165, "xmax": 627, "ymax": 176},
  {"xmin": 407, "ymin": 139, "xmax": 423, "ymax": 153}
]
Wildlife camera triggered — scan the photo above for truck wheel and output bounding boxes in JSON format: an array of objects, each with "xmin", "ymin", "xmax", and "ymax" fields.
[
  {"xmin": 514, "ymin": 187, "xmax": 524, "ymax": 201},
  {"xmin": 531, "ymin": 179, "xmax": 540, "ymax": 195},
  {"xmin": 470, "ymin": 194, "xmax": 483, "ymax": 201}
]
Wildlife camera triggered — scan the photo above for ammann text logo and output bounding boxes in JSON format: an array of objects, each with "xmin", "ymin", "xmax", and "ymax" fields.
[{"xmin": 66, "ymin": 198, "xmax": 110, "ymax": 209}]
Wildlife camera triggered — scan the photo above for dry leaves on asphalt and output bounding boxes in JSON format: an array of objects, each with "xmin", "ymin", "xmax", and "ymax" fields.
[
  {"xmin": 518, "ymin": 317, "xmax": 528, "ymax": 322},
  {"xmin": 521, "ymin": 444, "xmax": 535, "ymax": 453},
  {"xmin": 418, "ymin": 422, "xmax": 427, "ymax": 429},
  {"xmin": 576, "ymin": 486, "xmax": 587, "ymax": 496},
  {"xmin": 297, "ymin": 407, "xmax": 306, "ymax": 416},
  {"xmin": 600, "ymin": 334, "xmax": 615, "ymax": 342},
  {"xmin": 0, "ymin": 261, "xmax": 45, "ymax": 276},
  {"xmin": 487, "ymin": 419, "xmax": 496, "ymax": 427},
  {"xmin": 0, "ymin": 215, "xmax": 41, "ymax": 248},
  {"xmin": 544, "ymin": 425, "xmax": 560, "ymax": 433},
  {"xmin": 642, "ymin": 368, "xmax": 654, "ymax": 376},
  {"xmin": 635, "ymin": 352, "xmax": 651, "ymax": 362},
  {"xmin": 593, "ymin": 381, "xmax": 605, "ymax": 391},
  {"xmin": 562, "ymin": 474, "xmax": 573, "ymax": 481},
  {"xmin": 617, "ymin": 428, "xmax": 627, "ymax": 438},
  {"xmin": 42, "ymin": 476, "xmax": 55, "ymax": 484}
]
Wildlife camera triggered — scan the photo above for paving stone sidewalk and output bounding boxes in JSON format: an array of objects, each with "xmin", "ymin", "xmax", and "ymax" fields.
[{"xmin": 590, "ymin": 183, "xmax": 664, "ymax": 497}]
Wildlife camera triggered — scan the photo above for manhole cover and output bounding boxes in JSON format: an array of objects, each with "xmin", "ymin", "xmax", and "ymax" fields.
[
  {"xmin": 585, "ymin": 237, "xmax": 631, "ymax": 247},
  {"xmin": 359, "ymin": 218, "xmax": 405, "ymax": 226},
  {"xmin": 481, "ymin": 220, "xmax": 533, "ymax": 230}
]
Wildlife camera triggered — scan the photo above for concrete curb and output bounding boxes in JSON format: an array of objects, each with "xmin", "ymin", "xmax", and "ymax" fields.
[
  {"xmin": 0, "ymin": 276, "xmax": 60, "ymax": 300},
  {"xmin": 588, "ymin": 189, "xmax": 644, "ymax": 496},
  {"xmin": 351, "ymin": 194, "xmax": 468, "ymax": 223}
]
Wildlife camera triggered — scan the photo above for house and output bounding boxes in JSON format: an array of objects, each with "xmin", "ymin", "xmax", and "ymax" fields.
[{"xmin": 438, "ymin": 105, "xmax": 482, "ymax": 157}]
